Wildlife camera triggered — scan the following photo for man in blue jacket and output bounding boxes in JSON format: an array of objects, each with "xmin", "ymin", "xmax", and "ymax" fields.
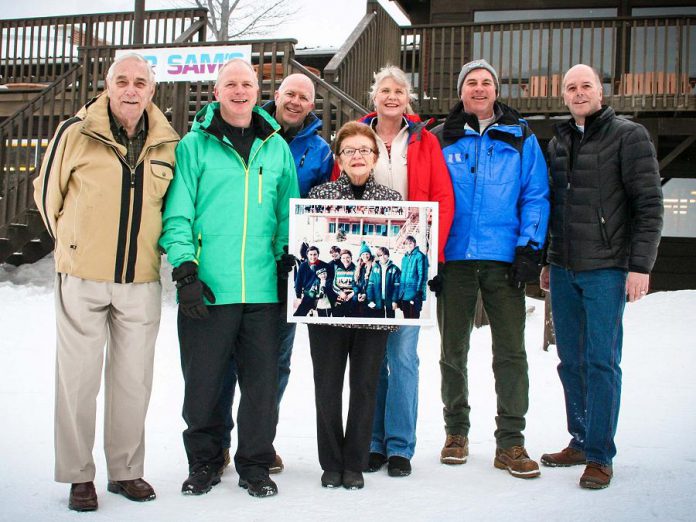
[
  {"xmin": 219, "ymin": 73, "xmax": 333, "ymax": 474},
  {"xmin": 434, "ymin": 59, "xmax": 550, "ymax": 479}
]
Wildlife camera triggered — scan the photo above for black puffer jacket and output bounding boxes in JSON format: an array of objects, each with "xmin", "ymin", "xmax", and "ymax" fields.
[{"xmin": 547, "ymin": 106, "xmax": 663, "ymax": 273}]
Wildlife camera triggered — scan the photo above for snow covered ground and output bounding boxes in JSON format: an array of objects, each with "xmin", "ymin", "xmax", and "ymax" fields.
[{"xmin": 1, "ymin": 256, "xmax": 694, "ymax": 521}]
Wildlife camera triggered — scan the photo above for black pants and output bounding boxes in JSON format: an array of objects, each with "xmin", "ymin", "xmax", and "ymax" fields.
[
  {"xmin": 400, "ymin": 299, "xmax": 422, "ymax": 319},
  {"xmin": 294, "ymin": 296, "xmax": 316, "ymax": 316},
  {"xmin": 178, "ymin": 303, "xmax": 279, "ymax": 481},
  {"xmin": 307, "ymin": 325, "xmax": 389, "ymax": 472}
]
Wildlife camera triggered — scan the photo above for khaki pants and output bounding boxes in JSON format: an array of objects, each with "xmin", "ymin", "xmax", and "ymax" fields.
[{"xmin": 54, "ymin": 274, "xmax": 161, "ymax": 483}]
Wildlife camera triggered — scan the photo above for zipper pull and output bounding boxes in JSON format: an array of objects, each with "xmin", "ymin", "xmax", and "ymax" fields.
[
  {"xmin": 487, "ymin": 146, "xmax": 493, "ymax": 157},
  {"xmin": 130, "ymin": 167, "xmax": 136, "ymax": 187}
]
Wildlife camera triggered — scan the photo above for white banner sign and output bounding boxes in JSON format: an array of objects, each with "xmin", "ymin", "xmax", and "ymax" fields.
[{"xmin": 115, "ymin": 45, "xmax": 252, "ymax": 82}]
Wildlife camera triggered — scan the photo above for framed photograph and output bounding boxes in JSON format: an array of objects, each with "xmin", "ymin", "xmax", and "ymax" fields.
[{"xmin": 286, "ymin": 198, "xmax": 439, "ymax": 326}]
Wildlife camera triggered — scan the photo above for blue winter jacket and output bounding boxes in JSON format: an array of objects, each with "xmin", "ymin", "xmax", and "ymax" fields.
[
  {"xmin": 366, "ymin": 260, "xmax": 401, "ymax": 309},
  {"xmin": 398, "ymin": 246, "xmax": 428, "ymax": 302},
  {"xmin": 262, "ymin": 101, "xmax": 333, "ymax": 197},
  {"xmin": 435, "ymin": 101, "xmax": 550, "ymax": 263}
]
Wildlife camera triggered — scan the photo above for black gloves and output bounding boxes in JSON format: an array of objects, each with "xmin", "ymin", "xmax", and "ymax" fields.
[
  {"xmin": 427, "ymin": 263, "xmax": 445, "ymax": 297},
  {"xmin": 276, "ymin": 246, "xmax": 297, "ymax": 304},
  {"xmin": 172, "ymin": 261, "xmax": 216, "ymax": 319},
  {"xmin": 509, "ymin": 244, "xmax": 543, "ymax": 288},
  {"xmin": 278, "ymin": 246, "xmax": 297, "ymax": 274}
]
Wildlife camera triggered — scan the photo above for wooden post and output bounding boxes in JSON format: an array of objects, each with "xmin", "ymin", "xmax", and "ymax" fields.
[{"xmin": 133, "ymin": 0, "xmax": 146, "ymax": 45}]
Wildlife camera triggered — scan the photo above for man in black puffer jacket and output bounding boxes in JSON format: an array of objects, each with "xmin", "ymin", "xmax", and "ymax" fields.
[{"xmin": 539, "ymin": 64, "xmax": 663, "ymax": 490}]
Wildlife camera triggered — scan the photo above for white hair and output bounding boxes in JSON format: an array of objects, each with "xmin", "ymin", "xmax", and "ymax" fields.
[
  {"xmin": 368, "ymin": 64, "xmax": 416, "ymax": 106},
  {"xmin": 106, "ymin": 52, "xmax": 155, "ymax": 84}
]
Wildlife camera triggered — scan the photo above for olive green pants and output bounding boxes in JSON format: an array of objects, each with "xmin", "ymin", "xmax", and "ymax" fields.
[{"xmin": 437, "ymin": 261, "xmax": 528, "ymax": 448}]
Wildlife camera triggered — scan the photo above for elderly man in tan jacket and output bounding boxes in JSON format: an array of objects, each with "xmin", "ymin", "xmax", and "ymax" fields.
[{"xmin": 33, "ymin": 52, "xmax": 178, "ymax": 512}]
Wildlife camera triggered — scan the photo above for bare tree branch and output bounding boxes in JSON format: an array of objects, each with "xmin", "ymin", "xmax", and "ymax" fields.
[{"xmin": 177, "ymin": 0, "xmax": 299, "ymax": 41}]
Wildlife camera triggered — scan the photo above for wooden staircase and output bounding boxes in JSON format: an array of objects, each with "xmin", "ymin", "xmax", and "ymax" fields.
[{"xmin": 0, "ymin": 34, "xmax": 366, "ymax": 266}]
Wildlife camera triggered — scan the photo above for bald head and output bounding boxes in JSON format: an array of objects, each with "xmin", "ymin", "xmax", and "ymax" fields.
[
  {"xmin": 274, "ymin": 73, "xmax": 316, "ymax": 130},
  {"xmin": 562, "ymin": 64, "xmax": 604, "ymax": 125},
  {"xmin": 279, "ymin": 73, "xmax": 315, "ymax": 100},
  {"xmin": 562, "ymin": 64, "xmax": 602, "ymax": 91}
]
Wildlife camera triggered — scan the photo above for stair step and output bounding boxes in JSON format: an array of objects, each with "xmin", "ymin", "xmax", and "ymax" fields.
[
  {"xmin": 0, "ymin": 238, "xmax": 10, "ymax": 261},
  {"xmin": 4, "ymin": 251, "xmax": 26, "ymax": 266},
  {"xmin": 7, "ymin": 223, "xmax": 30, "ymax": 244}
]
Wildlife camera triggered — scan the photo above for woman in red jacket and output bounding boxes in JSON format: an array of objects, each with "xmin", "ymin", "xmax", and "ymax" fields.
[{"xmin": 357, "ymin": 65, "xmax": 454, "ymax": 477}]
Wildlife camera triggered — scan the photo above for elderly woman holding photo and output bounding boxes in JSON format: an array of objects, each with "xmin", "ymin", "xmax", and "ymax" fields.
[
  {"xmin": 306, "ymin": 122, "xmax": 401, "ymax": 490},
  {"xmin": 358, "ymin": 65, "xmax": 455, "ymax": 477}
]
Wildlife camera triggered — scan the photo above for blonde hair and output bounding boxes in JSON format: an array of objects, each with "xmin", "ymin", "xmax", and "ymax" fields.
[{"xmin": 215, "ymin": 58, "xmax": 258, "ymax": 88}]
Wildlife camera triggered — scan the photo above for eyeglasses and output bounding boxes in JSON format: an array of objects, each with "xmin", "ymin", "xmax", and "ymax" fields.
[{"xmin": 339, "ymin": 147, "xmax": 374, "ymax": 157}]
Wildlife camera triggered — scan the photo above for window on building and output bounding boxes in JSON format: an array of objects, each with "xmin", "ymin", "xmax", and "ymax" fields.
[{"xmin": 662, "ymin": 179, "xmax": 696, "ymax": 238}]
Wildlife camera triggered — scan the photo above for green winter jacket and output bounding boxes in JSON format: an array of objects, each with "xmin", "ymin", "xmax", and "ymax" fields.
[{"xmin": 159, "ymin": 103, "xmax": 300, "ymax": 304}]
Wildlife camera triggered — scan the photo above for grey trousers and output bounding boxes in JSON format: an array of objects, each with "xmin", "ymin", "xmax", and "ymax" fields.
[{"xmin": 53, "ymin": 274, "xmax": 161, "ymax": 483}]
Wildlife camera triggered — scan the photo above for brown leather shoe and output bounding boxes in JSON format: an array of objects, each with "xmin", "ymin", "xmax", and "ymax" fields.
[
  {"xmin": 494, "ymin": 446, "xmax": 541, "ymax": 478},
  {"xmin": 541, "ymin": 446, "xmax": 586, "ymax": 467},
  {"xmin": 69, "ymin": 481, "xmax": 97, "ymax": 512},
  {"xmin": 580, "ymin": 462, "xmax": 613, "ymax": 489},
  {"xmin": 107, "ymin": 478, "xmax": 156, "ymax": 501},
  {"xmin": 440, "ymin": 434, "xmax": 469, "ymax": 464},
  {"xmin": 269, "ymin": 453, "xmax": 284, "ymax": 474}
]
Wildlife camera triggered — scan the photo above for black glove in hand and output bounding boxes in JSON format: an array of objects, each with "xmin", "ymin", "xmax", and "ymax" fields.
[
  {"xmin": 172, "ymin": 261, "xmax": 216, "ymax": 319},
  {"xmin": 427, "ymin": 263, "xmax": 445, "ymax": 297},
  {"xmin": 509, "ymin": 245, "xmax": 543, "ymax": 288},
  {"xmin": 278, "ymin": 245, "xmax": 297, "ymax": 274},
  {"xmin": 277, "ymin": 268, "xmax": 289, "ymax": 304}
]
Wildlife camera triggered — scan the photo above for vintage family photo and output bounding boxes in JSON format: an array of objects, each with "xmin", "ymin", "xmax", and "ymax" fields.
[{"xmin": 286, "ymin": 199, "xmax": 439, "ymax": 326}]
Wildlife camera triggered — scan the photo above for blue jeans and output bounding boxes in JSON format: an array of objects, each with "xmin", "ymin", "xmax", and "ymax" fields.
[
  {"xmin": 550, "ymin": 265, "xmax": 627, "ymax": 466},
  {"xmin": 221, "ymin": 307, "xmax": 296, "ymax": 448},
  {"xmin": 370, "ymin": 326, "xmax": 420, "ymax": 460}
]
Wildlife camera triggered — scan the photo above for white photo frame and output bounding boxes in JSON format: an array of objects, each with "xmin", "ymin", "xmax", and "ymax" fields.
[{"xmin": 286, "ymin": 198, "xmax": 439, "ymax": 326}]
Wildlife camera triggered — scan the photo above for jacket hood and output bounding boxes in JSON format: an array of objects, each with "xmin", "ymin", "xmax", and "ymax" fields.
[
  {"xmin": 262, "ymin": 100, "xmax": 323, "ymax": 139},
  {"xmin": 441, "ymin": 100, "xmax": 523, "ymax": 145}
]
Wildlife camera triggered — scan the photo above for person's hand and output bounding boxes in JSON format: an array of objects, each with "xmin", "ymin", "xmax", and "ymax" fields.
[
  {"xmin": 539, "ymin": 265, "xmax": 550, "ymax": 292},
  {"xmin": 509, "ymin": 244, "xmax": 543, "ymax": 288},
  {"xmin": 278, "ymin": 245, "xmax": 296, "ymax": 274},
  {"xmin": 368, "ymin": 302, "xmax": 376, "ymax": 309},
  {"xmin": 392, "ymin": 302, "xmax": 398, "ymax": 311},
  {"xmin": 428, "ymin": 263, "xmax": 445, "ymax": 297},
  {"xmin": 626, "ymin": 272, "xmax": 650, "ymax": 302},
  {"xmin": 358, "ymin": 293, "xmax": 366, "ymax": 302},
  {"xmin": 172, "ymin": 261, "xmax": 216, "ymax": 319}
]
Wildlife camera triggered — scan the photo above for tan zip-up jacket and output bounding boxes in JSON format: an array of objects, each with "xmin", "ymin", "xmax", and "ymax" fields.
[{"xmin": 33, "ymin": 93, "xmax": 179, "ymax": 283}]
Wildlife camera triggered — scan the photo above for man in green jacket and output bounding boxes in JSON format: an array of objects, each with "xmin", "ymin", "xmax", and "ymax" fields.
[{"xmin": 159, "ymin": 59, "xmax": 299, "ymax": 498}]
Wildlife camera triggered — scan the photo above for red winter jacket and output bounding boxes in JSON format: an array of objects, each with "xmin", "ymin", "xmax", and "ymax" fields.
[{"xmin": 331, "ymin": 112, "xmax": 454, "ymax": 262}]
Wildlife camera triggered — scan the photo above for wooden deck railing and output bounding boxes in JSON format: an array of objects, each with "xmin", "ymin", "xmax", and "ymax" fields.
[
  {"xmin": 2, "ymin": 38, "xmax": 359, "ymax": 235},
  {"xmin": 400, "ymin": 15, "xmax": 696, "ymax": 116},
  {"xmin": 0, "ymin": 8, "xmax": 208, "ymax": 84},
  {"xmin": 0, "ymin": 65, "xmax": 82, "ymax": 231},
  {"xmin": 324, "ymin": 0, "xmax": 401, "ymax": 109}
]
